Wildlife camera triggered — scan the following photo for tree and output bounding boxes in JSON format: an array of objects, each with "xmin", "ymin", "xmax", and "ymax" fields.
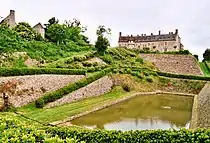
[
  {"xmin": 44, "ymin": 17, "xmax": 59, "ymax": 30},
  {"xmin": 44, "ymin": 17, "xmax": 59, "ymax": 40},
  {"xmin": 13, "ymin": 22, "xmax": 37, "ymax": 41},
  {"xmin": 95, "ymin": 25, "xmax": 111, "ymax": 54},
  {"xmin": 46, "ymin": 24, "xmax": 67, "ymax": 45},
  {"xmin": 193, "ymin": 54, "xmax": 199, "ymax": 61},
  {"xmin": 203, "ymin": 49, "xmax": 210, "ymax": 61}
]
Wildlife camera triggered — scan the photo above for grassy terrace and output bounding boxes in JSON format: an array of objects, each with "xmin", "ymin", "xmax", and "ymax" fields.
[
  {"xmin": 17, "ymin": 86, "xmax": 134, "ymax": 124},
  {"xmin": 199, "ymin": 62, "xmax": 210, "ymax": 76}
]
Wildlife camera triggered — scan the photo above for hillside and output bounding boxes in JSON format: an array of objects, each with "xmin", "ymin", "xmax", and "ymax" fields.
[{"xmin": 1, "ymin": 21, "xmax": 210, "ymax": 142}]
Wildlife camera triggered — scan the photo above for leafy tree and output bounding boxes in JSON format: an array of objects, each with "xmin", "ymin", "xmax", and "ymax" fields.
[
  {"xmin": 13, "ymin": 22, "xmax": 36, "ymax": 41},
  {"xmin": 203, "ymin": 48, "xmax": 210, "ymax": 61},
  {"xmin": 46, "ymin": 24, "xmax": 67, "ymax": 45},
  {"xmin": 44, "ymin": 17, "xmax": 59, "ymax": 30},
  {"xmin": 44, "ymin": 17, "xmax": 59, "ymax": 40},
  {"xmin": 95, "ymin": 25, "xmax": 111, "ymax": 54},
  {"xmin": 193, "ymin": 54, "xmax": 199, "ymax": 61}
]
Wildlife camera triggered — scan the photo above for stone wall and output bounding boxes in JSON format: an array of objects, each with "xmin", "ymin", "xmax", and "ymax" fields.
[
  {"xmin": 139, "ymin": 54, "xmax": 203, "ymax": 76},
  {"xmin": 45, "ymin": 76, "xmax": 113, "ymax": 108},
  {"xmin": 0, "ymin": 75, "xmax": 84, "ymax": 107},
  {"xmin": 191, "ymin": 83, "xmax": 210, "ymax": 129}
]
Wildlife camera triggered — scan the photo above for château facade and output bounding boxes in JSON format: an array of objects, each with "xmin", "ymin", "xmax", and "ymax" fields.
[
  {"xmin": 0, "ymin": 10, "xmax": 45, "ymax": 39},
  {"xmin": 118, "ymin": 29, "xmax": 184, "ymax": 52}
]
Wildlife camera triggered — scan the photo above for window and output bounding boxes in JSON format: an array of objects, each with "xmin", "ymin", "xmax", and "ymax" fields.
[
  {"xmin": 153, "ymin": 46, "xmax": 156, "ymax": 49},
  {"xmin": 165, "ymin": 42, "xmax": 167, "ymax": 45},
  {"xmin": 174, "ymin": 46, "xmax": 177, "ymax": 49},
  {"xmin": 148, "ymin": 43, "xmax": 150, "ymax": 46}
]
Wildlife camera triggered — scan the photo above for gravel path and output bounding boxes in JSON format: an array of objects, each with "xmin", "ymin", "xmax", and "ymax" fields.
[{"xmin": 0, "ymin": 74, "xmax": 85, "ymax": 107}]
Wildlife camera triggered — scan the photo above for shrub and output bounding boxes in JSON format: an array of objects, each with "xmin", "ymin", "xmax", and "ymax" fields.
[
  {"xmin": 74, "ymin": 56, "xmax": 87, "ymax": 62},
  {"xmin": 82, "ymin": 61, "xmax": 92, "ymax": 67},
  {"xmin": 135, "ymin": 58, "xmax": 144, "ymax": 64},
  {"xmin": 146, "ymin": 77, "xmax": 153, "ymax": 83},
  {"xmin": 45, "ymin": 126, "xmax": 210, "ymax": 143},
  {"xmin": 35, "ymin": 68, "xmax": 113, "ymax": 108},
  {"xmin": 0, "ymin": 68, "xmax": 86, "ymax": 77},
  {"xmin": 122, "ymin": 83, "xmax": 131, "ymax": 92},
  {"xmin": 0, "ymin": 114, "xmax": 84, "ymax": 143},
  {"xmin": 157, "ymin": 71, "xmax": 210, "ymax": 81}
]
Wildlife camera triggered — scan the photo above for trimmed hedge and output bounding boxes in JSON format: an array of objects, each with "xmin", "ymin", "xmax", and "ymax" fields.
[
  {"xmin": 157, "ymin": 71, "xmax": 210, "ymax": 81},
  {"xmin": 45, "ymin": 127, "xmax": 210, "ymax": 143},
  {"xmin": 35, "ymin": 68, "xmax": 113, "ymax": 108},
  {"xmin": 0, "ymin": 68, "xmax": 86, "ymax": 76}
]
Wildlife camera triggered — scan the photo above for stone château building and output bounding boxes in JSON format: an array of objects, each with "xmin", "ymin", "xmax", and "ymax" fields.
[
  {"xmin": 118, "ymin": 29, "xmax": 184, "ymax": 52},
  {"xmin": 0, "ymin": 10, "xmax": 45, "ymax": 39}
]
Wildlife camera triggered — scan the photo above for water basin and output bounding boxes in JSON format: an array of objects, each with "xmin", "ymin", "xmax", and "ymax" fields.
[{"xmin": 71, "ymin": 94, "xmax": 194, "ymax": 131}]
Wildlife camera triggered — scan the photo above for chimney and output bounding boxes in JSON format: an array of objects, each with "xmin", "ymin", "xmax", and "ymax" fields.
[
  {"xmin": 175, "ymin": 29, "xmax": 178, "ymax": 34},
  {"xmin": 119, "ymin": 32, "xmax": 122, "ymax": 37},
  {"xmin": 144, "ymin": 34, "xmax": 146, "ymax": 36},
  {"xmin": 151, "ymin": 33, "xmax": 153, "ymax": 35},
  {"xmin": 141, "ymin": 34, "xmax": 143, "ymax": 36},
  {"xmin": 10, "ymin": 10, "xmax": 15, "ymax": 16},
  {"xmin": 137, "ymin": 34, "xmax": 139, "ymax": 37},
  {"xmin": 159, "ymin": 30, "xmax": 161, "ymax": 35}
]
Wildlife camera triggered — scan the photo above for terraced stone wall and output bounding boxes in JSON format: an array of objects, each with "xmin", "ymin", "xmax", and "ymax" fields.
[
  {"xmin": 139, "ymin": 54, "xmax": 203, "ymax": 76},
  {"xmin": 0, "ymin": 75, "xmax": 84, "ymax": 107}
]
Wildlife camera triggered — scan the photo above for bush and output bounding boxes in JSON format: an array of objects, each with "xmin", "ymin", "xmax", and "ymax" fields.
[
  {"xmin": 0, "ymin": 114, "xmax": 84, "ymax": 143},
  {"xmin": 74, "ymin": 56, "xmax": 87, "ymax": 62},
  {"xmin": 0, "ymin": 68, "xmax": 86, "ymax": 76},
  {"xmin": 122, "ymin": 84, "xmax": 131, "ymax": 92},
  {"xmin": 157, "ymin": 71, "xmax": 210, "ymax": 81},
  {"xmin": 135, "ymin": 58, "xmax": 144, "ymax": 64},
  {"xmin": 35, "ymin": 68, "xmax": 113, "ymax": 108},
  {"xmin": 45, "ymin": 126, "xmax": 210, "ymax": 143},
  {"xmin": 146, "ymin": 77, "xmax": 153, "ymax": 83}
]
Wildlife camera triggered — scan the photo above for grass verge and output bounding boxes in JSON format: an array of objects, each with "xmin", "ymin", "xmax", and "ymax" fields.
[
  {"xmin": 199, "ymin": 62, "xmax": 210, "ymax": 76},
  {"xmin": 17, "ymin": 86, "xmax": 133, "ymax": 124}
]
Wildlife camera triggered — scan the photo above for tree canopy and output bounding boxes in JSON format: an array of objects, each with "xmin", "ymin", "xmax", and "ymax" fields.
[
  {"xmin": 95, "ymin": 25, "xmax": 111, "ymax": 54},
  {"xmin": 203, "ymin": 48, "xmax": 210, "ymax": 61}
]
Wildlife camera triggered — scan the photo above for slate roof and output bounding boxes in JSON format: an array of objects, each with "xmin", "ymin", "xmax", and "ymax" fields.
[{"xmin": 119, "ymin": 30, "xmax": 179, "ymax": 43}]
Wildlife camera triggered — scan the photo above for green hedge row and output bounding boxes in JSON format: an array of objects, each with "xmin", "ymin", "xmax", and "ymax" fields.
[
  {"xmin": 35, "ymin": 68, "xmax": 113, "ymax": 108},
  {"xmin": 45, "ymin": 127, "xmax": 210, "ymax": 143},
  {"xmin": 0, "ymin": 68, "xmax": 86, "ymax": 76},
  {"xmin": 157, "ymin": 71, "xmax": 210, "ymax": 81}
]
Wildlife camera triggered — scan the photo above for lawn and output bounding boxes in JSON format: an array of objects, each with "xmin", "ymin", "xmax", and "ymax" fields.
[
  {"xmin": 17, "ymin": 86, "xmax": 134, "ymax": 124},
  {"xmin": 199, "ymin": 62, "xmax": 210, "ymax": 76}
]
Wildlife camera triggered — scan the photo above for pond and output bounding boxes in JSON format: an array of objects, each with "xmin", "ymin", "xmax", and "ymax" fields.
[{"xmin": 71, "ymin": 94, "xmax": 194, "ymax": 131}]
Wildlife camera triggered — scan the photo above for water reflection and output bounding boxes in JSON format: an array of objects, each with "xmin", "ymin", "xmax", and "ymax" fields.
[{"xmin": 71, "ymin": 94, "xmax": 193, "ymax": 131}]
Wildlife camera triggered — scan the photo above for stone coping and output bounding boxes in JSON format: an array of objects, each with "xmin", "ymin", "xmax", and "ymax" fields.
[{"xmin": 50, "ymin": 91, "xmax": 196, "ymax": 126}]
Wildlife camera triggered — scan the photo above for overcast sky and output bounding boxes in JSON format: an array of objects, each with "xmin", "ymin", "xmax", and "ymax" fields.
[{"xmin": 1, "ymin": 0, "xmax": 210, "ymax": 59}]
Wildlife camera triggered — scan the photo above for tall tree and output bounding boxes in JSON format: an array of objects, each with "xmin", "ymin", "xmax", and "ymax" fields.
[
  {"xmin": 95, "ymin": 25, "xmax": 111, "ymax": 54},
  {"xmin": 203, "ymin": 48, "xmax": 210, "ymax": 61},
  {"xmin": 44, "ymin": 17, "xmax": 59, "ymax": 40},
  {"xmin": 13, "ymin": 22, "xmax": 37, "ymax": 41}
]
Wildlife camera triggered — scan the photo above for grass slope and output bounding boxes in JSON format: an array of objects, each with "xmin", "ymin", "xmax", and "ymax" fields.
[
  {"xmin": 199, "ymin": 62, "xmax": 210, "ymax": 76},
  {"xmin": 17, "ymin": 86, "xmax": 133, "ymax": 124}
]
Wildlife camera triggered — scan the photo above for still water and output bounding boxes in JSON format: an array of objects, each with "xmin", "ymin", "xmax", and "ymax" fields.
[{"xmin": 71, "ymin": 94, "xmax": 194, "ymax": 131}]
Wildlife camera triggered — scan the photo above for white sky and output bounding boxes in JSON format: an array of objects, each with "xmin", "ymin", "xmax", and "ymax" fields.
[{"xmin": 1, "ymin": 0, "xmax": 210, "ymax": 59}]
